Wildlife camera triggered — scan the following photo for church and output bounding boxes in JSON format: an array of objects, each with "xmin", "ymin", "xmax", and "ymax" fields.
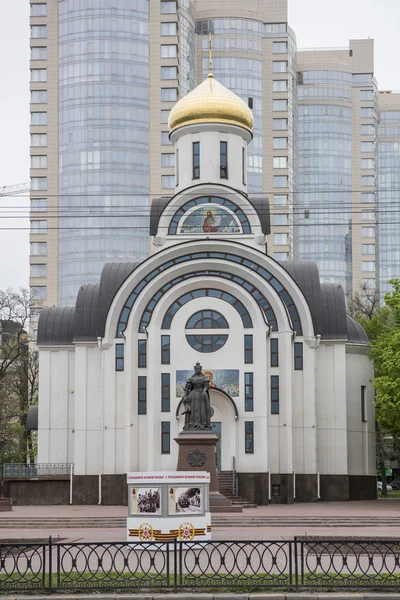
[{"xmin": 37, "ymin": 71, "xmax": 376, "ymax": 504}]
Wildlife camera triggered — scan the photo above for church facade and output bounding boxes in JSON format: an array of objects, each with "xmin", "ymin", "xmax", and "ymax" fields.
[{"xmin": 37, "ymin": 73, "xmax": 376, "ymax": 503}]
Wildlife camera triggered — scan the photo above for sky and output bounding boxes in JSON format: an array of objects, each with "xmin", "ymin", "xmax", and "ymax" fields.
[{"xmin": 0, "ymin": 0, "xmax": 400, "ymax": 292}]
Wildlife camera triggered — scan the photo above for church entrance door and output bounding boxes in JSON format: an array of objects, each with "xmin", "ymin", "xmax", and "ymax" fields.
[{"xmin": 211, "ymin": 421, "xmax": 222, "ymax": 472}]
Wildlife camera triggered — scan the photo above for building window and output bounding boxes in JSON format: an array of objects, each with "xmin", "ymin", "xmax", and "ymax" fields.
[
  {"xmin": 161, "ymin": 153, "xmax": 175, "ymax": 167},
  {"xmin": 31, "ymin": 155, "xmax": 47, "ymax": 169},
  {"xmin": 360, "ymin": 90, "xmax": 373, "ymax": 101},
  {"xmin": 30, "ymin": 90, "xmax": 47, "ymax": 104},
  {"xmin": 30, "ymin": 263, "xmax": 46, "ymax": 277},
  {"xmin": 273, "ymin": 156, "xmax": 288, "ymax": 169},
  {"xmin": 294, "ymin": 342, "xmax": 303, "ymax": 370},
  {"xmin": 30, "ymin": 47, "xmax": 47, "ymax": 60},
  {"xmin": 244, "ymin": 335, "xmax": 253, "ymax": 364},
  {"xmin": 361, "ymin": 107, "xmax": 373, "ymax": 118},
  {"xmin": 161, "ymin": 335, "xmax": 170, "ymax": 364},
  {"xmin": 31, "ymin": 177, "xmax": 47, "ymax": 191},
  {"xmin": 362, "ymin": 210, "xmax": 375, "ymax": 221},
  {"xmin": 186, "ymin": 335, "xmax": 228, "ymax": 353},
  {"xmin": 31, "ymin": 112, "xmax": 47, "ymax": 125},
  {"xmin": 273, "ymin": 41, "xmax": 287, "ymax": 53},
  {"xmin": 176, "ymin": 148, "xmax": 179, "ymax": 186},
  {"xmin": 161, "ymin": 88, "xmax": 178, "ymax": 102},
  {"xmin": 161, "ymin": 66, "xmax": 177, "ymax": 79},
  {"xmin": 242, "ymin": 147, "xmax": 246, "ymax": 185},
  {"xmin": 245, "ymin": 422, "xmax": 254, "ymax": 453},
  {"xmin": 31, "ymin": 69, "xmax": 47, "ymax": 82},
  {"xmin": 361, "ymin": 192, "xmax": 374, "ymax": 203},
  {"xmin": 31, "ymin": 198, "xmax": 47, "ymax": 212},
  {"xmin": 161, "ymin": 110, "xmax": 170, "ymax": 124},
  {"xmin": 162, "ymin": 373, "xmax": 170, "ymax": 412},
  {"xmin": 273, "ymin": 99, "xmax": 288, "ymax": 111},
  {"xmin": 161, "ymin": 1, "xmax": 177, "ymax": 13},
  {"xmin": 361, "ymin": 124, "xmax": 374, "ymax": 135},
  {"xmin": 30, "ymin": 220, "xmax": 47, "ymax": 234},
  {"xmin": 30, "ymin": 25, "xmax": 47, "ymax": 38},
  {"xmin": 361, "ymin": 141, "xmax": 374, "ymax": 152},
  {"xmin": 361, "ymin": 176, "xmax": 374, "ymax": 186},
  {"xmin": 31, "ymin": 3, "xmax": 47, "ymax": 16},
  {"xmin": 138, "ymin": 339, "xmax": 147, "ymax": 368},
  {"xmin": 273, "ymin": 214, "xmax": 288, "ymax": 226},
  {"xmin": 161, "ymin": 44, "xmax": 177, "ymax": 58},
  {"xmin": 274, "ymin": 233, "xmax": 288, "ymax": 245},
  {"xmin": 245, "ymin": 373, "xmax": 254, "ymax": 411},
  {"xmin": 161, "ymin": 132, "xmax": 171, "ymax": 145},
  {"xmin": 31, "ymin": 285, "xmax": 46, "ymax": 300},
  {"xmin": 162, "ymin": 175, "xmax": 175, "ymax": 189},
  {"xmin": 193, "ymin": 141, "xmax": 200, "ymax": 179},
  {"xmin": 30, "ymin": 242, "xmax": 47, "ymax": 255},
  {"xmin": 274, "ymin": 252, "xmax": 288, "ymax": 260},
  {"xmin": 161, "ymin": 422, "xmax": 171, "ymax": 453},
  {"xmin": 115, "ymin": 344, "xmax": 124, "ymax": 371},
  {"xmin": 273, "ymin": 118, "xmax": 288, "ymax": 130},
  {"xmin": 361, "ymin": 158, "xmax": 374, "ymax": 169},
  {"xmin": 273, "ymin": 80, "xmax": 287, "ymax": 92},
  {"xmin": 31, "ymin": 134, "xmax": 47, "ymax": 147},
  {"xmin": 362, "ymin": 227, "xmax": 375, "ymax": 238},
  {"xmin": 186, "ymin": 310, "xmax": 228, "ymax": 329},
  {"xmin": 270, "ymin": 338, "xmax": 279, "ymax": 367},
  {"xmin": 362, "ymin": 261, "xmax": 375, "ymax": 272},
  {"xmin": 362, "ymin": 244, "xmax": 375, "ymax": 255},
  {"xmin": 273, "ymin": 195, "xmax": 288, "ymax": 206},
  {"xmin": 220, "ymin": 141, "xmax": 228, "ymax": 178},
  {"xmin": 271, "ymin": 375, "xmax": 279, "ymax": 414},
  {"xmin": 138, "ymin": 376, "xmax": 147, "ymax": 414},
  {"xmin": 161, "ymin": 22, "xmax": 177, "ymax": 36},
  {"xmin": 274, "ymin": 175, "xmax": 288, "ymax": 188},
  {"xmin": 273, "ymin": 137, "xmax": 288, "ymax": 149},
  {"xmin": 273, "ymin": 61, "xmax": 287, "ymax": 73},
  {"xmin": 361, "ymin": 386, "xmax": 367, "ymax": 422}
]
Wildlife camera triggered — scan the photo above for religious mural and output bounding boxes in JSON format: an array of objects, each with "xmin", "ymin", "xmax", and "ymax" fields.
[
  {"xmin": 176, "ymin": 369, "xmax": 239, "ymax": 397},
  {"xmin": 178, "ymin": 205, "xmax": 242, "ymax": 234}
]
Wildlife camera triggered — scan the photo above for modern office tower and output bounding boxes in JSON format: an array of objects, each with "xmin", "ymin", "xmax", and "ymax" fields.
[
  {"xmin": 297, "ymin": 40, "xmax": 377, "ymax": 296},
  {"xmin": 195, "ymin": 0, "xmax": 298, "ymax": 261},
  {"xmin": 377, "ymin": 91, "xmax": 400, "ymax": 295},
  {"xmin": 29, "ymin": 0, "xmax": 195, "ymax": 319}
]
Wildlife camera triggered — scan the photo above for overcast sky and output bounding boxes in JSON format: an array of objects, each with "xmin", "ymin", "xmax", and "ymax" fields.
[{"xmin": 0, "ymin": 0, "xmax": 399, "ymax": 292}]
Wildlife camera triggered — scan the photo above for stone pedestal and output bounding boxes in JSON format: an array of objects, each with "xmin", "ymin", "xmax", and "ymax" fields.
[
  {"xmin": 0, "ymin": 498, "xmax": 12, "ymax": 512},
  {"xmin": 175, "ymin": 431, "xmax": 242, "ymax": 513}
]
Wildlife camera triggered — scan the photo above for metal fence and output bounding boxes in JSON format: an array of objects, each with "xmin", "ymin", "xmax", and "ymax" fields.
[
  {"xmin": 3, "ymin": 463, "xmax": 73, "ymax": 478},
  {"xmin": 0, "ymin": 538, "xmax": 399, "ymax": 593}
]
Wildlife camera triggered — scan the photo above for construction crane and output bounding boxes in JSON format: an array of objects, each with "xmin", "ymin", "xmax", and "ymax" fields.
[{"xmin": 0, "ymin": 183, "xmax": 30, "ymax": 197}]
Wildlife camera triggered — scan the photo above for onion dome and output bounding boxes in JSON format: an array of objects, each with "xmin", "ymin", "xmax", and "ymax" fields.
[{"xmin": 168, "ymin": 73, "xmax": 254, "ymax": 135}]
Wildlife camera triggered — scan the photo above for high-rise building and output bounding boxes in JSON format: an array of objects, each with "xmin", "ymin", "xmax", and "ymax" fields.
[
  {"xmin": 297, "ymin": 41, "xmax": 377, "ymax": 296},
  {"xmin": 29, "ymin": 0, "xmax": 196, "ymax": 319},
  {"xmin": 29, "ymin": 0, "xmax": 399, "ymax": 327},
  {"xmin": 377, "ymin": 91, "xmax": 400, "ymax": 295}
]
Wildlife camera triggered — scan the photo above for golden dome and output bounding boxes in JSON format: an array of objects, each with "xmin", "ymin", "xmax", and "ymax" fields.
[{"xmin": 168, "ymin": 73, "xmax": 254, "ymax": 135}]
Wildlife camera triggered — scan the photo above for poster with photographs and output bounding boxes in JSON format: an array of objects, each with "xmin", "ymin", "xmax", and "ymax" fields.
[
  {"xmin": 131, "ymin": 487, "xmax": 161, "ymax": 515},
  {"xmin": 169, "ymin": 486, "xmax": 203, "ymax": 515}
]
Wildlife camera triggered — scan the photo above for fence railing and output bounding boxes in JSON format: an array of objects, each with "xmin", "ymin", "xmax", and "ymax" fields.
[
  {"xmin": 1, "ymin": 538, "xmax": 399, "ymax": 593},
  {"xmin": 3, "ymin": 463, "xmax": 73, "ymax": 478}
]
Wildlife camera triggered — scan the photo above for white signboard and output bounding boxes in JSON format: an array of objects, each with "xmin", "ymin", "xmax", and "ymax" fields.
[{"xmin": 126, "ymin": 471, "xmax": 211, "ymax": 542}]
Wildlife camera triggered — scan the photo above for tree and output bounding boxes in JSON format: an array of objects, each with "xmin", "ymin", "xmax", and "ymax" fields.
[{"xmin": 0, "ymin": 289, "xmax": 37, "ymax": 464}]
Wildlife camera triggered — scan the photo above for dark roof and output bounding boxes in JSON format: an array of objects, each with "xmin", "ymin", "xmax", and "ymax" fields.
[
  {"xmin": 37, "ymin": 306, "xmax": 75, "ymax": 345},
  {"xmin": 37, "ymin": 262, "xmax": 138, "ymax": 346},
  {"xmin": 38, "ymin": 257, "xmax": 368, "ymax": 346},
  {"xmin": 346, "ymin": 314, "xmax": 369, "ymax": 344},
  {"xmin": 149, "ymin": 192, "xmax": 271, "ymax": 235},
  {"xmin": 279, "ymin": 261, "xmax": 367, "ymax": 343}
]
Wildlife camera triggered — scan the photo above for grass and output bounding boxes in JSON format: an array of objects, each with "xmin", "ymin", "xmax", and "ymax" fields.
[{"xmin": 378, "ymin": 490, "xmax": 400, "ymax": 498}]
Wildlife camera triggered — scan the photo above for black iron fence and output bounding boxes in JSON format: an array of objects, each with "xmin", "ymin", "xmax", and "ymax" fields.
[{"xmin": 1, "ymin": 538, "xmax": 399, "ymax": 593}]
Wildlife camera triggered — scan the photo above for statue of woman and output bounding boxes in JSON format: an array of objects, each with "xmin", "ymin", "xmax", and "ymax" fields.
[{"xmin": 181, "ymin": 362, "xmax": 212, "ymax": 430}]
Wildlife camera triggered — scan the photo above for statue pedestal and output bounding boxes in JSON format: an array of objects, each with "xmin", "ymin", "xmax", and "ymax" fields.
[{"xmin": 175, "ymin": 431, "xmax": 242, "ymax": 513}]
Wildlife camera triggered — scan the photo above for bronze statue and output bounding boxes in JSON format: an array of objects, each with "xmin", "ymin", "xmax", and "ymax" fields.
[{"xmin": 181, "ymin": 362, "xmax": 212, "ymax": 430}]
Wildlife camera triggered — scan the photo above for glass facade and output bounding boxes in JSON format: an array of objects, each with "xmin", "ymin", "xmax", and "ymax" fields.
[
  {"xmin": 298, "ymin": 86, "xmax": 353, "ymax": 293},
  {"xmin": 58, "ymin": 0, "xmax": 150, "ymax": 306},
  {"xmin": 378, "ymin": 117, "xmax": 400, "ymax": 294}
]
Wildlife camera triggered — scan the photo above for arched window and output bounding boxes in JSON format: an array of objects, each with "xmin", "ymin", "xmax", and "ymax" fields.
[
  {"xmin": 186, "ymin": 335, "xmax": 228, "ymax": 353},
  {"xmin": 186, "ymin": 310, "xmax": 229, "ymax": 329}
]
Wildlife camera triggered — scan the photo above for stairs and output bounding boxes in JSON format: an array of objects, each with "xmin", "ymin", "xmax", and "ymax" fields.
[{"xmin": 218, "ymin": 471, "xmax": 257, "ymax": 508}]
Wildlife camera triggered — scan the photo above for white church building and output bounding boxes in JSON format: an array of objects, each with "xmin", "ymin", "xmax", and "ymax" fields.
[{"xmin": 37, "ymin": 72, "xmax": 376, "ymax": 504}]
